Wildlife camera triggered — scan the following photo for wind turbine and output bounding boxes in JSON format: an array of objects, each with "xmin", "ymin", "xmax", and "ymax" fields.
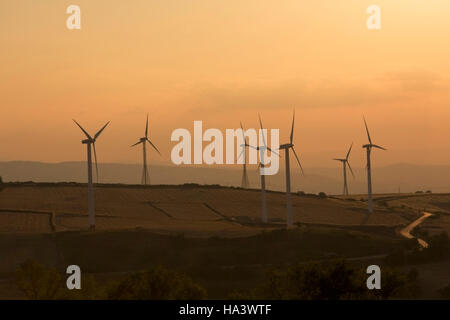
[
  {"xmin": 131, "ymin": 114, "xmax": 161, "ymax": 185},
  {"xmin": 333, "ymin": 143, "xmax": 354, "ymax": 196},
  {"xmin": 73, "ymin": 119, "xmax": 110, "ymax": 230},
  {"xmin": 362, "ymin": 117, "xmax": 386, "ymax": 214},
  {"xmin": 280, "ymin": 110, "xmax": 304, "ymax": 229},
  {"xmin": 238, "ymin": 121, "xmax": 250, "ymax": 188},
  {"xmin": 248, "ymin": 115, "xmax": 279, "ymax": 224}
]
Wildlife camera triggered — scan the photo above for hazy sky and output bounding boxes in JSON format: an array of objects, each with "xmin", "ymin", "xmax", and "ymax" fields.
[{"xmin": 1, "ymin": 0, "xmax": 450, "ymax": 168}]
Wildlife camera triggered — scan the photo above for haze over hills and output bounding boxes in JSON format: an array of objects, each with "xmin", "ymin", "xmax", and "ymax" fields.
[{"xmin": 1, "ymin": 161, "xmax": 449, "ymax": 195}]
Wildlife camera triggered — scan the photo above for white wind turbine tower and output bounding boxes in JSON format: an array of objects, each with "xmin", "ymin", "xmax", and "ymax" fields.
[
  {"xmin": 131, "ymin": 114, "xmax": 161, "ymax": 185},
  {"xmin": 238, "ymin": 121, "xmax": 250, "ymax": 188},
  {"xmin": 73, "ymin": 119, "xmax": 110, "ymax": 230},
  {"xmin": 333, "ymin": 143, "xmax": 355, "ymax": 196},
  {"xmin": 279, "ymin": 110, "xmax": 304, "ymax": 229},
  {"xmin": 248, "ymin": 115, "xmax": 278, "ymax": 224},
  {"xmin": 362, "ymin": 117, "xmax": 386, "ymax": 213}
]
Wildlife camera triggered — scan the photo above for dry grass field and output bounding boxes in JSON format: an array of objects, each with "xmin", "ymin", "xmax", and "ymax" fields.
[
  {"xmin": 0, "ymin": 184, "xmax": 413, "ymax": 236},
  {"xmin": 1, "ymin": 184, "xmax": 450, "ymax": 299},
  {"xmin": 338, "ymin": 193, "xmax": 450, "ymax": 236}
]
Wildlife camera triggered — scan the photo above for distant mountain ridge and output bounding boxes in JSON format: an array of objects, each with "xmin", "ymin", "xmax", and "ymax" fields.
[{"xmin": 1, "ymin": 161, "xmax": 450, "ymax": 195}]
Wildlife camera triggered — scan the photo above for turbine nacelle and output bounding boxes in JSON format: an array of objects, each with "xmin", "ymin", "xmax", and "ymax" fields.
[
  {"xmin": 363, "ymin": 143, "xmax": 386, "ymax": 150},
  {"xmin": 82, "ymin": 139, "xmax": 95, "ymax": 144},
  {"xmin": 279, "ymin": 143, "xmax": 294, "ymax": 150}
]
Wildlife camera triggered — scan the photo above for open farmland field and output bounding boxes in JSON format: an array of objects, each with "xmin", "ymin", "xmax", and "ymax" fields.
[
  {"xmin": 1, "ymin": 183, "xmax": 449, "ymax": 300},
  {"xmin": 338, "ymin": 193, "xmax": 450, "ymax": 236},
  {"xmin": 0, "ymin": 183, "xmax": 413, "ymax": 236}
]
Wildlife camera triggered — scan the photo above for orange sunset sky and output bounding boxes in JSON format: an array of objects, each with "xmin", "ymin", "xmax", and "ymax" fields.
[{"xmin": 1, "ymin": 0, "xmax": 450, "ymax": 168}]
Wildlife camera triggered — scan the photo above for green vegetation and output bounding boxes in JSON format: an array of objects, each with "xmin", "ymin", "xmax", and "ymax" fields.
[
  {"xmin": 385, "ymin": 232, "xmax": 450, "ymax": 266},
  {"xmin": 108, "ymin": 266, "xmax": 207, "ymax": 299},
  {"xmin": 15, "ymin": 260, "xmax": 205, "ymax": 300},
  {"xmin": 15, "ymin": 260, "xmax": 63, "ymax": 299},
  {"xmin": 230, "ymin": 260, "xmax": 420, "ymax": 300},
  {"xmin": 15, "ymin": 259, "xmax": 420, "ymax": 300},
  {"xmin": 1, "ymin": 227, "xmax": 407, "ymax": 299}
]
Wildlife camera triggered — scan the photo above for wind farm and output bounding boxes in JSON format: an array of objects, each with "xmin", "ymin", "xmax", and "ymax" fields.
[
  {"xmin": 2, "ymin": 0, "xmax": 450, "ymax": 302},
  {"xmin": 1, "ymin": 112, "xmax": 449, "ymax": 300}
]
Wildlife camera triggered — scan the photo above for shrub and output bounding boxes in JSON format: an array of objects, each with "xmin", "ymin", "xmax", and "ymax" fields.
[
  {"xmin": 15, "ymin": 260, "xmax": 63, "ymax": 299},
  {"xmin": 15, "ymin": 259, "xmax": 105, "ymax": 300},
  {"xmin": 248, "ymin": 260, "xmax": 419, "ymax": 300},
  {"xmin": 107, "ymin": 266, "xmax": 207, "ymax": 300},
  {"xmin": 318, "ymin": 192, "xmax": 327, "ymax": 198},
  {"xmin": 385, "ymin": 232, "xmax": 449, "ymax": 266}
]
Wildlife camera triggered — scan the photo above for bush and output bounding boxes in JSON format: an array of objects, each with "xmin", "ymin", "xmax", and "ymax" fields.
[
  {"xmin": 318, "ymin": 192, "xmax": 327, "ymax": 198},
  {"xmin": 385, "ymin": 232, "xmax": 450, "ymax": 266},
  {"xmin": 107, "ymin": 266, "xmax": 207, "ymax": 300},
  {"xmin": 15, "ymin": 260, "xmax": 63, "ymax": 299},
  {"xmin": 15, "ymin": 259, "xmax": 105, "ymax": 300},
  {"xmin": 236, "ymin": 260, "xmax": 419, "ymax": 300}
]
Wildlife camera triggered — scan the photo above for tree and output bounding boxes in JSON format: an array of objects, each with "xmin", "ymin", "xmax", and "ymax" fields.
[
  {"xmin": 107, "ymin": 266, "xmax": 207, "ymax": 300},
  {"xmin": 15, "ymin": 260, "xmax": 105, "ymax": 300},
  {"xmin": 259, "ymin": 261, "xmax": 364, "ymax": 300},
  {"xmin": 15, "ymin": 260, "xmax": 63, "ymax": 299},
  {"xmin": 248, "ymin": 260, "xmax": 419, "ymax": 300}
]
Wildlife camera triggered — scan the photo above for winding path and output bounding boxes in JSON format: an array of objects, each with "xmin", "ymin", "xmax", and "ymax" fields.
[{"xmin": 400, "ymin": 212, "xmax": 433, "ymax": 248}]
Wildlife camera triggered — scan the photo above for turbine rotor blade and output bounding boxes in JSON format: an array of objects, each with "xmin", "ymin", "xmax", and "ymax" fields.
[
  {"xmin": 94, "ymin": 121, "xmax": 110, "ymax": 140},
  {"xmin": 73, "ymin": 119, "xmax": 92, "ymax": 140},
  {"xmin": 290, "ymin": 109, "xmax": 295, "ymax": 144},
  {"xmin": 93, "ymin": 142, "xmax": 99, "ymax": 183},
  {"xmin": 131, "ymin": 141, "xmax": 143, "ymax": 147},
  {"xmin": 147, "ymin": 138, "xmax": 161, "ymax": 155},
  {"xmin": 291, "ymin": 147, "xmax": 305, "ymax": 176},
  {"xmin": 347, "ymin": 161, "xmax": 355, "ymax": 178},
  {"xmin": 258, "ymin": 114, "xmax": 267, "ymax": 147},
  {"xmin": 240, "ymin": 121, "xmax": 247, "ymax": 145},
  {"xmin": 363, "ymin": 116, "xmax": 372, "ymax": 144},
  {"xmin": 346, "ymin": 142, "xmax": 353, "ymax": 160},
  {"xmin": 266, "ymin": 147, "xmax": 279, "ymax": 157},
  {"xmin": 145, "ymin": 114, "xmax": 149, "ymax": 138},
  {"xmin": 372, "ymin": 144, "xmax": 387, "ymax": 150},
  {"xmin": 237, "ymin": 146, "xmax": 245, "ymax": 162}
]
